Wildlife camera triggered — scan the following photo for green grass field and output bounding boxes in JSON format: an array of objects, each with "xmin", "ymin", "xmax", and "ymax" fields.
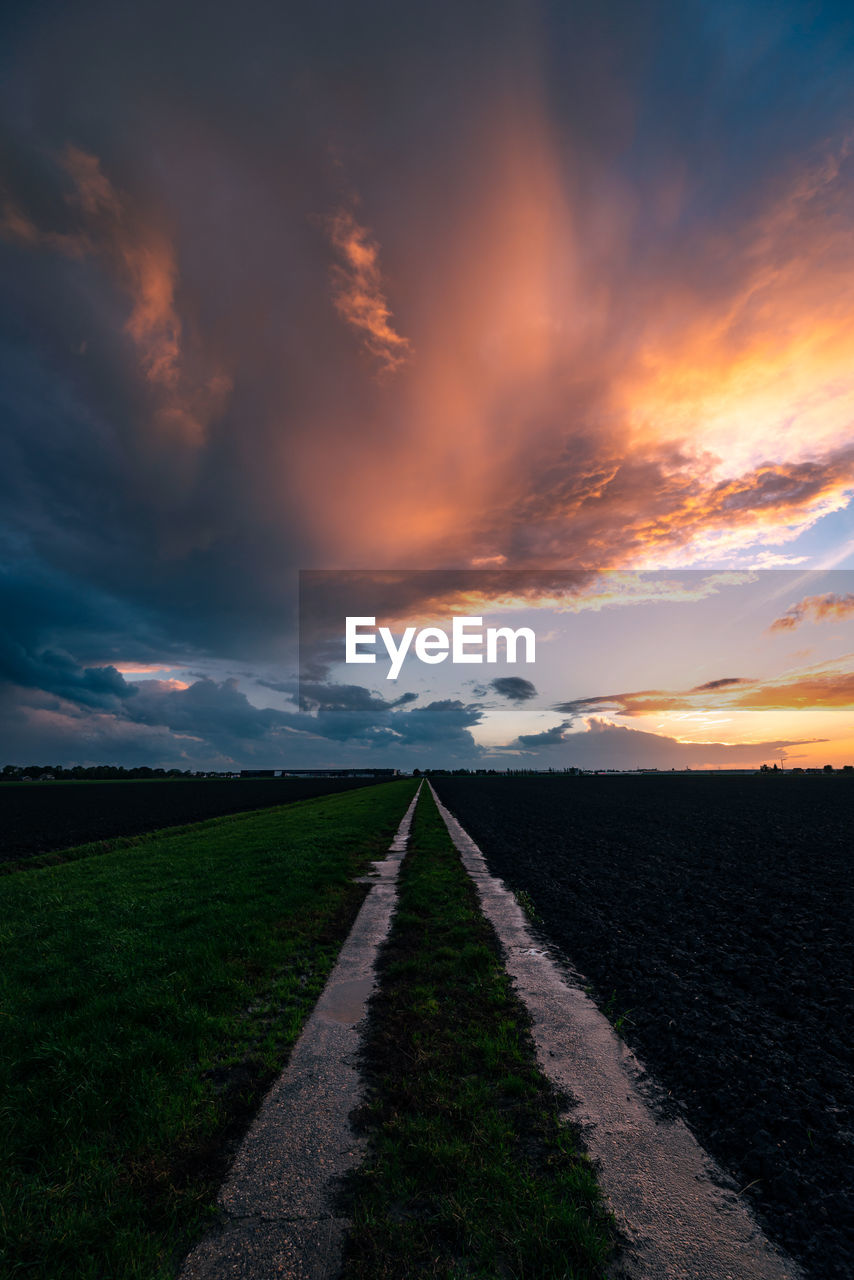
[
  {"xmin": 342, "ymin": 786, "xmax": 614, "ymax": 1279},
  {"xmin": 0, "ymin": 779, "xmax": 416, "ymax": 1279}
]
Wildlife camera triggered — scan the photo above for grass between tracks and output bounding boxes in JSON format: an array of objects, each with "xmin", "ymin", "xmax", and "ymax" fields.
[
  {"xmin": 0, "ymin": 779, "xmax": 416, "ymax": 1280},
  {"xmin": 342, "ymin": 786, "xmax": 614, "ymax": 1279}
]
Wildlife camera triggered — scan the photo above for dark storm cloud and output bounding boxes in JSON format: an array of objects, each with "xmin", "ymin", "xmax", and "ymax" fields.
[
  {"xmin": 387, "ymin": 700, "xmax": 483, "ymax": 746},
  {"xmin": 0, "ymin": 555, "xmax": 174, "ymax": 704},
  {"xmin": 2, "ymin": 649, "xmax": 131, "ymax": 711},
  {"xmin": 0, "ymin": 659, "xmax": 483, "ymax": 766},
  {"xmin": 301, "ymin": 698, "xmax": 483, "ymax": 749},
  {"xmin": 490, "ymin": 676, "xmax": 538, "ymax": 701},
  {"xmin": 0, "ymin": 683, "xmax": 213, "ymax": 770},
  {"xmin": 516, "ymin": 720, "xmax": 574, "ymax": 746},
  {"xmin": 0, "ymin": 1, "xmax": 548, "ymax": 677},
  {"xmin": 128, "ymin": 680, "xmax": 475, "ymax": 752},
  {"xmin": 286, "ymin": 680, "xmax": 418, "ymax": 713},
  {"xmin": 128, "ymin": 678, "xmax": 287, "ymax": 742}
]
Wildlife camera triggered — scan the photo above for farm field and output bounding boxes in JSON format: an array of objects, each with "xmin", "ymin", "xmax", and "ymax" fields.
[
  {"xmin": 0, "ymin": 779, "xmax": 416, "ymax": 1279},
  {"xmin": 0, "ymin": 776, "xmax": 377, "ymax": 865},
  {"xmin": 434, "ymin": 774, "xmax": 854, "ymax": 1280}
]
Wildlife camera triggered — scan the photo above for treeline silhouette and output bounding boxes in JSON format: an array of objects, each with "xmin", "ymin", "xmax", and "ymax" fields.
[{"xmin": 1, "ymin": 764, "xmax": 201, "ymax": 781}]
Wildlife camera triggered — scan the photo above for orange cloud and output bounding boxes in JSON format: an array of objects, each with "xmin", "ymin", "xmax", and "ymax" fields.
[
  {"xmin": 622, "ymin": 144, "xmax": 854, "ymax": 473},
  {"xmin": 1, "ymin": 147, "xmax": 230, "ymax": 445},
  {"xmin": 297, "ymin": 102, "xmax": 584, "ymax": 563},
  {"xmin": 113, "ymin": 663, "xmax": 183, "ymax": 675},
  {"xmin": 7, "ymin": 108, "xmax": 854, "ymax": 575},
  {"xmin": 61, "ymin": 146, "xmax": 183, "ymax": 392},
  {"xmin": 299, "ymin": 119, "xmax": 854, "ymax": 571},
  {"xmin": 733, "ymin": 669, "xmax": 854, "ymax": 710},
  {"xmin": 327, "ymin": 209, "xmax": 412, "ymax": 375},
  {"xmin": 555, "ymin": 658, "xmax": 854, "ymax": 719},
  {"xmin": 770, "ymin": 592, "xmax": 854, "ymax": 631},
  {"xmin": 626, "ymin": 451, "xmax": 854, "ymax": 565},
  {"xmin": 456, "ymin": 443, "xmax": 854, "ymax": 571},
  {"xmin": 137, "ymin": 677, "xmax": 191, "ymax": 692}
]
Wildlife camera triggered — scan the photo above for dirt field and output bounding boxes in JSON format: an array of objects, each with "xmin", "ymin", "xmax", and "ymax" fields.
[
  {"xmin": 434, "ymin": 774, "xmax": 854, "ymax": 1280},
  {"xmin": 0, "ymin": 776, "xmax": 376, "ymax": 862}
]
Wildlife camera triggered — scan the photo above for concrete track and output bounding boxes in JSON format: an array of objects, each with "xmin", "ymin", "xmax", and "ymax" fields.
[
  {"xmin": 180, "ymin": 783, "xmax": 421, "ymax": 1280},
  {"xmin": 430, "ymin": 782, "xmax": 803, "ymax": 1280}
]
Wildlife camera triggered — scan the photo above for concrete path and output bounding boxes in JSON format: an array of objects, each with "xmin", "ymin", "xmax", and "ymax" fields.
[
  {"xmin": 181, "ymin": 782, "xmax": 421, "ymax": 1280},
  {"xmin": 429, "ymin": 782, "xmax": 803, "ymax": 1280}
]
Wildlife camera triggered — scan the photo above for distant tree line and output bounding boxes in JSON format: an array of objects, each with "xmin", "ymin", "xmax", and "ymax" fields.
[
  {"xmin": 1, "ymin": 764, "xmax": 197, "ymax": 781},
  {"xmin": 412, "ymin": 767, "xmax": 583, "ymax": 776}
]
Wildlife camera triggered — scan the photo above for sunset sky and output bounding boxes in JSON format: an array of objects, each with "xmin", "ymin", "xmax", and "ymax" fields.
[{"xmin": 2, "ymin": 0, "xmax": 854, "ymax": 769}]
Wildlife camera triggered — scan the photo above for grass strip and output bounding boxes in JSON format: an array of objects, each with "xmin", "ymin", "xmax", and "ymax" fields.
[
  {"xmin": 342, "ymin": 785, "xmax": 614, "ymax": 1279},
  {"xmin": 0, "ymin": 779, "xmax": 416, "ymax": 1280},
  {"xmin": 0, "ymin": 802, "xmax": 351, "ymax": 879},
  {"xmin": 0, "ymin": 821, "xmax": 260, "ymax": 877},
  {"xmin": 0, "ymin": 777, "xmax": 378, "ymax": 874}
]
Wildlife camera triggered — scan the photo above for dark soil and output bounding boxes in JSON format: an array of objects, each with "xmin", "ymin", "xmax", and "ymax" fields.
[
  {"xmin": 0, "ymin": 776, "xmax": 375, "ymax": 863},
  {"xmin": 434, "ymin": 774, "xmax": 854, "ymax": 1280}
]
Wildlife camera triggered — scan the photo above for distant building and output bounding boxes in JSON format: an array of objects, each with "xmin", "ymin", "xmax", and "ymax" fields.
[{"xmin": 239, "ymin": 768, "xmax": 399, "ymax": 779}]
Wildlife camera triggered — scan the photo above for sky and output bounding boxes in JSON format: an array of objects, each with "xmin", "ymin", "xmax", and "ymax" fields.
[{"xmin": 1, "ymin": 0, "xmax": 854, "ymax": 770}]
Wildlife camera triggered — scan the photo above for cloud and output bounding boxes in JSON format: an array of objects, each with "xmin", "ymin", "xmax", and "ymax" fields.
[
  {"xmin": 386, "ymin": 699, "xmax": 483, "ymax": 746},
  {"xmin": 327, "ymin": 208, "xmax": 412, "ymax": 375},
  {"xmin": 528, "ymin": 718, "xmax": 822, "ymax": 770},
  {"xmin": 0, "ymin": 556, "xmax": 174, "ymax": 697},
  {"xmin": 692, "ymin": 677, "xmax": 750, "ymax": 691},
  {"xmin": 770, "ymin": 592, "xmax": 854, "ymax": 631},
  {"xmin": 0, "ymin": 623, "xmax": 483, "ymax": 764},
  {"xmin": 731, "ymin": 669, "xmax": 854, "ymax": 711},
  {"xmin": 470, "ymin": 444, "xmax": 854, "ymax": 571},
  {"xmin": 1, "ymin": 145, "xmax": 230, "ymax": 445},
  {"xmin": 298, "ymin": 569, "xmax": 600, "ymax": 664},
  {"xmin": 490, "ymin": 676, "xmax": 538, "ymax": 701},
  {"xmin": 555, "ymin": 656, "xmax": 854, "ymax": 719},
  {"xmin": 554, "ymin": 687, "xmax": 707, "ymax": 718},
  {"xmin": 0, "ymin": 685, "xmax": 221, "ymax": 770},
  {"xmin": 260, "ymin": 677, "xmax": 418, "ymax": 713},
  {"xmin": 57, "ymin": 145, "xmax": 182, "ymax": 390},
  {"xmin": 516, "ymin": 719, "xmax": 573, "ymax": 746},
  {"xmin": 2, "ymin": 0, "xmax": 854, "ymax": 769},
  {"xmin": 4, "ymin": 6, "xmax": 854, "ymax": 578},
  {"xmin": 0, "ymin": 636, "xmax": 136, "ymax": 711}
]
